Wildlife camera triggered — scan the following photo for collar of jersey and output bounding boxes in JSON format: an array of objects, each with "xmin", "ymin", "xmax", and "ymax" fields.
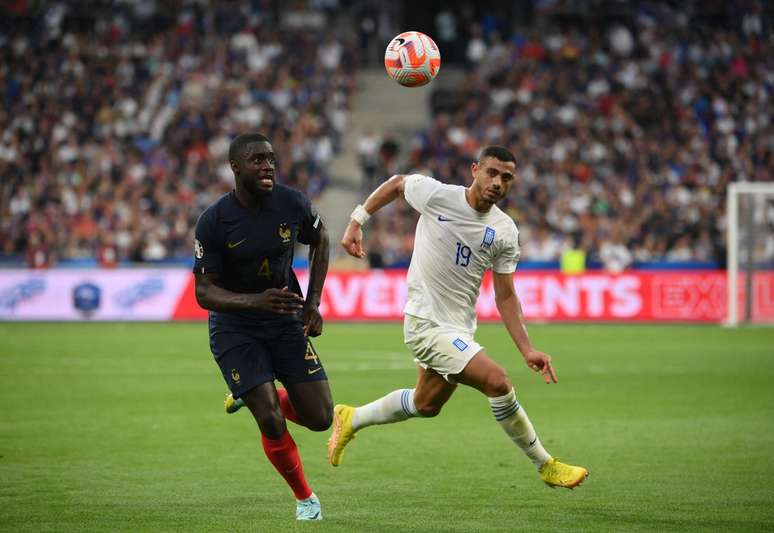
[{"xmin": 461, "ymin": 188, "xmax": 496, "ymax": 219}]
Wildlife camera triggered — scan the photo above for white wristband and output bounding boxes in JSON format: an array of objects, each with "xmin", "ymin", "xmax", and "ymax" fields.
[{"xmin": 350, "ymin": 204, "xmax": 371, "ymax": 226}]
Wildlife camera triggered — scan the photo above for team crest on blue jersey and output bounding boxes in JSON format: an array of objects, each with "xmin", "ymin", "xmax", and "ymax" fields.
[
  {"xmin": 481, "ymin": 226, "xmax": 496, "ymax": 248},
  {"xmin": 279, "ymin": 223, "xmax": 291, "ymax": 244}
]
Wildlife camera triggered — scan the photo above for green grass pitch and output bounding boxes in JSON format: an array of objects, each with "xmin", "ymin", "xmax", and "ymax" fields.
[{"xmin": 1, "ymin": 322, "xmax": 773, "ymax": 532}]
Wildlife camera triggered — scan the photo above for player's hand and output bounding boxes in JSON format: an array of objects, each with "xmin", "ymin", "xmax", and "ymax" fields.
[
  {"xmin": 253, "ymin": 287, "xmax": 304, "ymax": 314},
  {"xmin": 341, "ymin": 221, "xmax": 366, "ymax": 258},
  {"xmin": 303, "ymin": 303, "xmax": 323, "ymax": 337},
  {"xmin": 524, "ymin": 349, "xmax": 558, "ymax": 384}
]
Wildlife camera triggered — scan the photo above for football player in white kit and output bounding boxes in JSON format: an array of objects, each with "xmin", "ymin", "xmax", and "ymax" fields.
[{"xmin": 329, "ymin": 146, "xmax": 588, "ymax": 489}]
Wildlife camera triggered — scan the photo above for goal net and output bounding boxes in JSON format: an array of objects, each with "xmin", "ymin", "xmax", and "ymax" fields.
[{"xmin": 726, "ymin": 182, "xmax": 774, "ymax": 326}]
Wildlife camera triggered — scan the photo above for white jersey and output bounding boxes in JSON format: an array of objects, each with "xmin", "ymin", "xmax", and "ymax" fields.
[{"xmin": 403, "ymin": 174, "xmax": 520, "ymax": 335}]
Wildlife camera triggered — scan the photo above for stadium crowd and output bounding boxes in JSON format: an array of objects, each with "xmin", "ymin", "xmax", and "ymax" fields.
[
  {"xmin": 0, "ymin": 0, "xmax": 356, "ymax": 266},
  {"xmin": 363, "ymin": 2, "xmax": 772, "ymax": 270},
  {"xmin": 1, "ymin": 1, "xmax": 771, "ymax": 271}
]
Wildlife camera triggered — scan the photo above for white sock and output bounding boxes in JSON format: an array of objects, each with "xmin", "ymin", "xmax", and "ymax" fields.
[
  {"xmin": 489, "ymin": 388, "xmax": 551, "ymax": 469},
  {"xmin": 352, "ymin": 388, "xmax": 420, "ymax": 431}
]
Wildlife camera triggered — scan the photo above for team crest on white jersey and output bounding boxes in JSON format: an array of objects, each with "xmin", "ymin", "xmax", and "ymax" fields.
[{"xmin": 481, "ymin": 226, "xmax": 496, "ymax": 248}]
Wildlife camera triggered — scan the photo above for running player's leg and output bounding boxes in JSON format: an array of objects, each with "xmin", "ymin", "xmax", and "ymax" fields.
[
  {"xmin": 274, "ymin": 334, "xmax": 333, "ymax": 432},
  {"xmin": 328, "ymin": 365, "xmax": 456, "ymax": 466},
  {"xmin": 215, "ymin": 334, "xmax": 319, "ymax": 517},
  {"xmin": 454, "ymin": 350, "xmax": 587, "ymax": 488},
  {"xmin": 241, "ymin": 382, "xmax": 320, "ymax": 518},
  {"xmin": 355, "ymin": 365, "xmax": 455, "ymax": 426},
  {"xmin": 225, "ymin": 386, "xmax": 310, "ymax": 425},
  {"xmin": 284, "ymin": 380, "xmax": 333, "ymax": 431},
  {"xmin": 351, "ymin": 313, "xmax": 460, "ymax": 424},
  {"xmin": 454, "ymin": 350, "xmax": 550, "ymax": 468},
  {"xmin": 329, "ymin": 315, "xmax": 469, "ymax": 465}
]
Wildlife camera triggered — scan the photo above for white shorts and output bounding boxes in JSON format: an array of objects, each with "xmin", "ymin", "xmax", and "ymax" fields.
[{"xmin": 403, "ymin": 314, "xmax": 483, "ymax": 383}]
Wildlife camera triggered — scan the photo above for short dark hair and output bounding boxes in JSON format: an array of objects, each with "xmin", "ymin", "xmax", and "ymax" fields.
[
  {"xmin": 229, "ymin": 133, "xmax": 271, "ymax": 162},
  {"xmin": 478, "ymin": 145, "xmax": 516, "ymax": 165}
]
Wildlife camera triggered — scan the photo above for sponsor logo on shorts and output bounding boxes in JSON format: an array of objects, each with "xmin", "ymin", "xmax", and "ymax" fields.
[
  {"xmin": 231, "ymin": 369, "xmax": 241, "ymax": 384},
  {"xmin": 307, "ymin": 367, "xmax": 323, "ymax": 375},
  {"xmin": 452, "ymin": 338, "xmax": 468, "ymax": 351}
]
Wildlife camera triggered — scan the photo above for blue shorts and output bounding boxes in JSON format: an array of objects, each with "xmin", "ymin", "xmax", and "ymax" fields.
[{"xmin": 209, "ymin": 320, "xmax": 327, "ymax": 398}]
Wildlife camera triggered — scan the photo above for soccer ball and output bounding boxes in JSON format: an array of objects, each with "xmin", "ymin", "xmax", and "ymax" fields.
[{"xmin": 384, "ymin": 31, "xmax": 441, "ymax": 87}]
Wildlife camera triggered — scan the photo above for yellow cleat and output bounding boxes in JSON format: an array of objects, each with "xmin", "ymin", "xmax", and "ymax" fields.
[
  {"xmin": 539, "ymin": 458, "xmax": 588, "ymax": 489},
  {"xmin": 224, "ymin": 393, "xmax": 245, "ymax": 414},
  {"xmin": 327, "ymin": 404, "xmax": 356, "ymax": 466}
]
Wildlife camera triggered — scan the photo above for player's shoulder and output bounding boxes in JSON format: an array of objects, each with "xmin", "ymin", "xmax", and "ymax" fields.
[
  {"xmin": 405, "ymin": 173, "xmax": 460, "ymax": 200},
  {"xmin": 197, "ymin": 192, "xmax": 234, "ymax": 225},
  {"xmin": 405, "ymin": 173, "xmax": 447, "ymax": 187},
  {"xmin": 272, "ymin": 183, "xmax": 310, "ymax": 209},
  {"xmin": 490, "ymin": 205, "xmax": 519, "ymax": 236}
]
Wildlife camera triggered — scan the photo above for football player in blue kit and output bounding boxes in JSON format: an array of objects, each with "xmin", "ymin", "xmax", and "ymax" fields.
[{"xmin": 193, "ymin": 133, "xmax": 331, "ymax": 521}]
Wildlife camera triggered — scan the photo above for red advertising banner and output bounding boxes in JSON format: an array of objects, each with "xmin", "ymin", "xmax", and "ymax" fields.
[
  {"xmin": 171, "ymin": 270, "xmax": 774, "ymax": 323},
  {"xmin": 2, "ymin": 268, "xmax": 770, "ymax": 322}
]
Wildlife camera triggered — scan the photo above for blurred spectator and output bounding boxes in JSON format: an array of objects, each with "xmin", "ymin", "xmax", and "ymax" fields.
[
  {"xmin": 25, "ymin": 231, "xmax": 52, "ymax": 269},
  {"xmin": 96, "ymin": 232, "xmax": 118, "ymax": 268},
  {"xmin": 0, "ymin": 0, "xmax": 358, "ymax": 264},
  {"xmin": 599, "ymin": 228, "xmax": 633, "ymax": 273},
  {"xmin": 357, "ymin": 129, "xmax": 381, "ymax": 191}
]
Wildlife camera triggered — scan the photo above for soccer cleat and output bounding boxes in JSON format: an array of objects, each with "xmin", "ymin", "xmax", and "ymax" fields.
[
  {"xmin": 296, "ymin": 493, "xmax": 322, "ymax": 521},
  {"xmin": 224, "ymin": 393, "xmax": 245, "ymax": 414},
  {"xmin": 327, "ymin": 404, "xmax": 356, "ymax": 466},
  {"xmin": 539, "ymin": 458, "xmax": 588, "ymax": 489}
]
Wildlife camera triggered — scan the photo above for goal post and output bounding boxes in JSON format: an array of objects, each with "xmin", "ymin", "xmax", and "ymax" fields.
[{"xmin": 726, "ymin": 182, "xmax": 774, "ymax": 326}]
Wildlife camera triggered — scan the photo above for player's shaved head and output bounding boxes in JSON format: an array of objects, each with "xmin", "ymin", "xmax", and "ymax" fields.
[
  {"xmin": 229, "ymin": 133, "xmax": 271, "ymax": 162},
  {"xmin": 478, "ymin": 145, "xmax": 516, "ymax": 166}
]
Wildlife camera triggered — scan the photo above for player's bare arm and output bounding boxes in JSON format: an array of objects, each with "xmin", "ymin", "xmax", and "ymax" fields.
[
  {"xmin": 341, "ymin": 174, "xmax": 407, "ymax": 258},
  {"xmin": 194, "ymin": 272, "xmax": 304, "ymax": 314},
  {"xmin": 492, "ymin": 272, "xmax": 558, "ymax": 384},
  {"xmin": 304, "ymin": 221, "xmax": 329, "ymax": 337}
]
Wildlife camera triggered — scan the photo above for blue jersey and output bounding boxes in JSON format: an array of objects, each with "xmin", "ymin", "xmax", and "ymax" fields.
[{"xmin": 193, "ymin": 186, "xmax": 321, "ymax": 325}]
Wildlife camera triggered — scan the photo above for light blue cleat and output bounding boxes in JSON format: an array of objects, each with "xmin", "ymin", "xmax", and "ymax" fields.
[{"xmin": 296, "ymin": 493, "xmax": 322, "ymax": 521}]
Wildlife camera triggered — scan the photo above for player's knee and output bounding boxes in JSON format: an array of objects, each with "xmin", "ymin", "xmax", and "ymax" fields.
[
  {"xmin": 305, "ymin": 409, "xmax": 333, "ymax": 432},
  {"xmin": 485, "ymin": 371, "xmax": 512, "ymax": 397},
  {"xmin": 414, "ymin": 400, "xmax": 443, "ymax": 418},
  {"xmin": 255, "ymin": 410, "xmax": 286, "ymax": 438}
]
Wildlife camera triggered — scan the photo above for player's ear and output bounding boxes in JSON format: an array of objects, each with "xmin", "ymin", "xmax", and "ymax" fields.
[
  {"xmin": 471, "ymin": 161, "xmax": 479, "ymax": 175},
  {"xmin": 229, "ymin": 159, "xmax": 239, "ymax": 174}
]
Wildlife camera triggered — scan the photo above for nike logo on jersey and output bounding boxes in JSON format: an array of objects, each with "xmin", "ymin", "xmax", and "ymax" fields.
[
  {"xmin": 437, "ymin": 215, "xmax": 453, "ymax": 222},
  {"xmin": 307, "ymin": 367, "xmax": 323, "ymax": 375},
  {"xmin": 227, "ymin": 238, "xmax": 246, "ymax": 248}
]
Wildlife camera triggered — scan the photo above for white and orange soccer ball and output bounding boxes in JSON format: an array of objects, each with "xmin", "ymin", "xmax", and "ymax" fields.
[{"xmin": 384, "ymin": 31, "xmax": 441, "ymax": 87}]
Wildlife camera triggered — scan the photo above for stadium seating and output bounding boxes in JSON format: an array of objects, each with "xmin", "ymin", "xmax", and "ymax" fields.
[
  {"xmin": 0, "ymin": 1, "xmax": 357, "ymax": 265},
  {"xmin": 1, "ymin": 2, "xmax": 770, "ymax": 271}
]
